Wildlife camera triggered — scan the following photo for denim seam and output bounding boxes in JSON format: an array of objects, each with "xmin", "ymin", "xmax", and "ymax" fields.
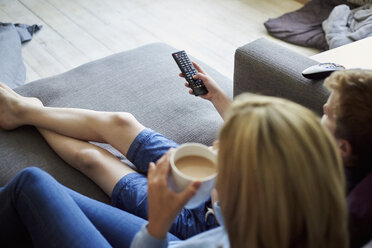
[
  {"xmin": 111, "ymin": 173, "xmax": 140, "ymax": 207},
  {"xmin": 126, "ymin": 129, "xmax": 154, "ymax": 164}
]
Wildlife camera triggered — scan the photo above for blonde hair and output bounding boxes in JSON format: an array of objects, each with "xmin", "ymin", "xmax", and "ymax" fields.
[{"xmin": 216, "ymin": 94, "xmax": 348, "ymax": 248}]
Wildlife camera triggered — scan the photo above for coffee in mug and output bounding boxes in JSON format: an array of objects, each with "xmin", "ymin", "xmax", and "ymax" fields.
[
  {"xmin": 170, "ymin": 143, "xmax": 217, "ymax": 209},
  {"xmin": 175, "ymin": 155, "xmax": 216, "ymax": 179}
]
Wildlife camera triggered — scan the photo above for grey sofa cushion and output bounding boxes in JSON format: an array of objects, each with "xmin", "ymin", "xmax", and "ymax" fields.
[{"xmin": 0, "ymin": 43, "xmax": 232, "ymax": 203}]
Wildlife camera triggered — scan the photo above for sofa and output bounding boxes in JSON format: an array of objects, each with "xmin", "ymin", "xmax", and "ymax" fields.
[{"xmin": 0, "ymin": 38, "xmax": 327, "ymax": 204}]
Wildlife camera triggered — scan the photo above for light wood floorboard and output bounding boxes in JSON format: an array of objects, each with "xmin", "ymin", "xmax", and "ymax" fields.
[{"xmin": 0, "ymin": 0, "xmax": 318, "ymax": 83}]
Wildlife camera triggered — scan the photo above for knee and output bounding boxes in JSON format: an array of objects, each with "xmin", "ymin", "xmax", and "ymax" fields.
[
  {"xmin": 9, "ymin": 168, "xmax": 61, "ymax": 208},
  {"xmin": 74, "ymin": 148, "xmax": 104, "ymax": 171},
  {"xmin": 15, "ymin": 167, "xmax": 52, "ymax": 189},
  {"xmin": 109, "ymin": 112, "xmax": 139, "ymax": 130},
  {"xmin": 18, "ymin": 167, "xmax": 47, "ymax": 182}
]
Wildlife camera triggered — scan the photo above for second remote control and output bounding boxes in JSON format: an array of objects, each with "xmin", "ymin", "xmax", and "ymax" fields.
[{"xmin": 172, "ymin": 50, "xmax": 208, "ymax": 96}]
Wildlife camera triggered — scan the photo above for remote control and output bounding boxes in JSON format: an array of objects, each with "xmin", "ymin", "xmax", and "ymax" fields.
[
  {"xmin": 172, "ymin": 50, "xmax": 208, "ymax": 96},
  {"xmin": 302, "ymin": 63, "xmax": 345, "ymax": 79}
]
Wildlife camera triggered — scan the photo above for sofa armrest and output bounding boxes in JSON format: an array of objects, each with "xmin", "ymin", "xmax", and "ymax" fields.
[{"xmin": 233, "ymin": 38, "xmax": 329, "ymax": 116}]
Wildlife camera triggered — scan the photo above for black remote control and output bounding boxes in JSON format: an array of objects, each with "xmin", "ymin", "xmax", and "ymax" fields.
[{"xmin": 172, "ymin": 50, "xmax": 208, "ymax": 96}]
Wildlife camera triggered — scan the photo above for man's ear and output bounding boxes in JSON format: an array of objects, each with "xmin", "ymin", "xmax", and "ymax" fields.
[{"xmin": 337, "ymin": 139, "xmax": 353, "ymax": 161}]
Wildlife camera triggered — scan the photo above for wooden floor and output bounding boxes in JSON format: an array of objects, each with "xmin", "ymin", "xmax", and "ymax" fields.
[{"xmin": 0, "ymin": 0, "xmax": 318, "ymax": 83}]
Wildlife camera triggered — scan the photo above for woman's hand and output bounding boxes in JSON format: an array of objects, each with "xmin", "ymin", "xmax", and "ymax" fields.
[
  {"xmin": 180, "ymin": 62, "xmax": 224, "ymax": 102},
  {"xmin": 180, "ymin": 62, "xmax": 232, "ymax": 120},
  {"xmin": 147, "ymin": 149, "xmax": 201, "ymax": 239}
]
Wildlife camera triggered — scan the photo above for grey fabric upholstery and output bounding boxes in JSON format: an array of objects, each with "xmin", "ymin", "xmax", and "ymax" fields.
[
  {"xmin": 234, "ymin": 38, "xmax": 329, "ymax": 116},
  {"xmin": 0, "ymin": 43, "xmax": 232, "ymax": 203}
]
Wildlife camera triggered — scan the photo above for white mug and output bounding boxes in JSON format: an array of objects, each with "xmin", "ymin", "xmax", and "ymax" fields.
[{"xmin": 170, "ymin": 143, "xmax": 217, "ymax": 209}]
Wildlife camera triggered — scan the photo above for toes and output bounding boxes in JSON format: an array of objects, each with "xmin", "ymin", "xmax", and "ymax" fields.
[
  {"xmin": 0, "ymin": 82, "xmax": 13, "ymax": 93},
  {"xmin": 0, "ymin": 82, "xmax": 11, "ymax": 91},
  {"xmin": 0, "ymin": 82, "xmax": 21, "ymax": 98},
  {"xmin": 0, "ymin": 87, "xmax": 5, "ymax": 98}
]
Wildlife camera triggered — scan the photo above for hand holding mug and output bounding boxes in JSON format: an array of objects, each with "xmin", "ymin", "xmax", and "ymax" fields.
[
  {"xmin": 147, "ymin": 149, "xmax": 201, "ymax": 239},
  {"xmin": 170, "ymin": 143, "xmax": 218, "ymax": 209}
]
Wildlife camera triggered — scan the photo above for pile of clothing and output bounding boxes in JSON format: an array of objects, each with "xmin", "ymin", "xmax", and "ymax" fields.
[
  {"xmin": 0, "ymin": 23, "xmax": 42, "ymax": 89},
  {"xmin": 264, "ymin": 0, "xmax": 372, "ymax": 50}
]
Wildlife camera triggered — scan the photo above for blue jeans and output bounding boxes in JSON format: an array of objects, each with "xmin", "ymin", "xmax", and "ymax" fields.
[
  {"xmin": 111, "ymin": 129, "xmax": 220, "ymax": 240},
  {"xmin": 0, "ymin": 167, "xmax": 179, "ymax": 247}
]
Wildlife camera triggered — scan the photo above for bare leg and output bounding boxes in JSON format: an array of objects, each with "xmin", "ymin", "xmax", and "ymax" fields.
[
  {"xmin": 0, "ymin": 82, "xmax": 145, "ymax": 156},
  {"xmin": 38, "ymin": 128, "xmax": 136, "ymax": 196},
  {"xmin": 0, "ymin": 83, "xmax": 136, "ymax": 196}
]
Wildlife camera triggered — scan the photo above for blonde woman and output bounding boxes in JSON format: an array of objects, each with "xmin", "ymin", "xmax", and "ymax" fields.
[
  {"xmin": 215, "ymin": 94, "xmax": 348, "ymax": 247},
  {"xmin": 0, "ymin": 93, "xmax": 348, "ymax": 248}
]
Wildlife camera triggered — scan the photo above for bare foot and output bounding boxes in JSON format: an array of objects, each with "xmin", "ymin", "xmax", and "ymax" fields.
[{"xmin": 0, "ymin": 82, "xmax": 43, "ymax": 130}]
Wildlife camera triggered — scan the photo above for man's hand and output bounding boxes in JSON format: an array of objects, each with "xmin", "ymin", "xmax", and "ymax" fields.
[{"xmin": 147, "ymin": 149, "xmax": 201, "ymax": 239}]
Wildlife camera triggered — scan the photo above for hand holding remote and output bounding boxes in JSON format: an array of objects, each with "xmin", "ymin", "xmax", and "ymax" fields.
[
  {"xmin": 180, "ymin": 62, "xmax": 232, "ymax": 120},
  {"xmin": 172, "ymin": 51, "xmax": 208, "ymax": 96},
  {"xmin": 180, "ymin": 62, "xmax": 223, "ymax": 101}
]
